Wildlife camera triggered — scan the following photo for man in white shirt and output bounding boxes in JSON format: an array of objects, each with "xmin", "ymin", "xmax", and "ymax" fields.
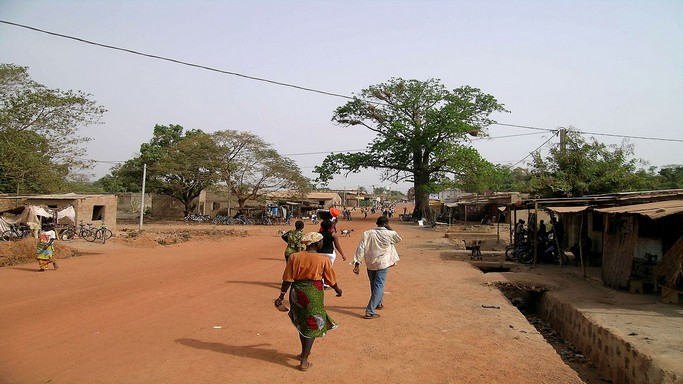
[{"xmin": 353, "ymin": 216, "xmax": 402, "ymax": 319}]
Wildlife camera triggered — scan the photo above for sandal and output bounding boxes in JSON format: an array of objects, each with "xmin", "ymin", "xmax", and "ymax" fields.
[
  {"xmin": 299, "ymin": 361, "xmax": 313, "ymax": 371},
  {"xmin": 364, "ymin": 313, "xmax": 380, "ymax": 319}
]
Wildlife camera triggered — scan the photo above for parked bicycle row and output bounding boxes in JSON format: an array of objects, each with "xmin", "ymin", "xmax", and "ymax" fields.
[
  {"xmin": 183, "ymin": 213, "xmax": 291, "ymax": 226},
  {"xmin": 57, "ymin": 221, "xmax": 113, "ymax": 244},
  {"xmin": 0, "ymin": 221, "xmax": 113, "ymax": 244}
]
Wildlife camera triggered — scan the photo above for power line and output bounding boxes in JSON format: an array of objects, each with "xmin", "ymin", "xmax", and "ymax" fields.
[
  {"xmin": 0, "ymin": 20, "xmax": 353, "ymax": 100},
  {"xmin": 492, "ymin": 123, "xmax": 683, "ymax": 143},
  {"xmin": 473, "ymin": 131, "xmax": 546, "ymax": 140},
  {"xmin": 491, "ymin": 123, "xmax": 555, "ymax": 132},
  {"xmin": 508, "ymin": 132, "xmax": 559, "ymax": 169},
  {"xmin": 578, "ymin": 130, "xmax": 683, "ymax": 143},
  {"xmin": 281, "ymin": 149, "xmax": 366, "ymax": 156},
  {"xmin": 3, "ymin": 20, "xmax": 681, "ymax": 144}
]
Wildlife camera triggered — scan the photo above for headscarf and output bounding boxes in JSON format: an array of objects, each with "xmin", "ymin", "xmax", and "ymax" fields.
[{"xmin": 301, "ymin": 232, "xmax": 323, "ymax": 244}]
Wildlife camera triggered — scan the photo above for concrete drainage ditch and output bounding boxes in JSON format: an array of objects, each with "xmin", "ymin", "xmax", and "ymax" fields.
[{"xmin": 494, "ymin": 282, "xmax": 611, "ymax": 384}]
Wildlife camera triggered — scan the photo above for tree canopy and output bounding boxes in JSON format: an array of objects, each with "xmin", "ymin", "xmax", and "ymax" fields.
[
  {"xmin": 105, "ymin": 126, "xmax": 310, "ymax": 216},
  {"xmin": 526, "ymin": 129, "xmax": 659, "ymax": 197},
  {"xmin": 212, "ymin": 130, "xmax": 311, "ymax": 208},
  {"xmin": 109, "ymin": 124, "xmax": 222, "ymax": 215},
  {"xmin": 657, "ymin": 165, "xmax": 683, "ymax": 190},
  {"xmin": 315, "ymin": 78, "xmax": 507, "ymax": 219},
  {"xmin": 0, "ymin": 63, "xmax": 106, "ymax": 193}
]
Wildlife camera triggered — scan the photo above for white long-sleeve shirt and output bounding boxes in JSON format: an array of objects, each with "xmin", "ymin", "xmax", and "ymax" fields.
[{"xmin": 354, "ymin": 227, "xmax": 402, "ymax": 270}]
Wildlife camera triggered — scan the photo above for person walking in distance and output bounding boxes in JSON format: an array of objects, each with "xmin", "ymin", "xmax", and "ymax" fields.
[
  {"xmin": 36, "ymin": 223, "xmax": 58, "ymax": 271},
  {"xmin": 353, "ymin": 216, "xmax": 401, "ymax": 319},
  {"xmin": 282, "ymin": 220, "xmax": 305, "ymax": 263}
]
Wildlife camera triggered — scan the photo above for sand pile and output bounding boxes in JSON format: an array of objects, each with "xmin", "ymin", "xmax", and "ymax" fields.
[{"xmin": 0, "ymin": 238, "xmax": 79, "ymax": 267}]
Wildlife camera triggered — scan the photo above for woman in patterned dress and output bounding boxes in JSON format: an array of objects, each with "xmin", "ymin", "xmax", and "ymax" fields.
[
  {"xmin": 275, "ymin": 232, "xmax": 343, "ymax": 371},
  {"xmin": 36, "ymin": 223, "xmax": 58, "ymax": 271}
]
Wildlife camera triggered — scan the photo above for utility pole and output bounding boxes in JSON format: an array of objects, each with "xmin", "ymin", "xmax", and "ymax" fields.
[
  {"xmin": 139, "ymin": 164, "xmax": 147, "ymax": 231},
  {"xmin": 559, "ymin": 127, "xmax": 567, "ymax": 154}
]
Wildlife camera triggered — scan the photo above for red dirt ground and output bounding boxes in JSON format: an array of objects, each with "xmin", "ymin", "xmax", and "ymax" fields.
[{"xmin": 0, "ymin": 206, "xmax": 584, "ymax": 384}]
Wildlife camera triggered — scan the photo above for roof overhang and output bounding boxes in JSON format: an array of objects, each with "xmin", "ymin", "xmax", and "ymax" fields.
[
  {"xmin": 545, "ymin": 206, "xmax": 589, "ymax": 214},
  {"xmin": 594, "ymin": 200, "xmax": 683, "ymax": 219}
]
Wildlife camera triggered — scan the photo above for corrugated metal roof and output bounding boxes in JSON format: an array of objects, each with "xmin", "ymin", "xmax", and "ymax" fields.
[
  {"xmin": 545, "ymin": 206, "xmax": 589, "ymax": 213},
  {"xmin": 594, "ymin": 200, "xmax": 683, "ymax": 219},
  {"xmin": 307, "ymin": 192, "xmax": 340, "ymax": 199},
  {"xmin": 0, "ymin": 193, "xmax": 107, "ymax": 200}
]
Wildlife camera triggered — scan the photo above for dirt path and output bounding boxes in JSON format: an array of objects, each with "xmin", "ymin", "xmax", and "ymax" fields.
[{"xmin": 0, "ymin": 211, "xmax": 583, "ymax": 384}]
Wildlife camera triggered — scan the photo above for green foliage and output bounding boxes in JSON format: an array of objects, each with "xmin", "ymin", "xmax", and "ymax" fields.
[
  {"xmin": 658, "ymin": 165, "xmax": 683, "ymax": 189},
  {"xmin": 315, "ymin": 78, "xmax": 507, "ymax": 218},
  {"xmin": 93, "ymin": 175, "xmax": 127, "ymax": 193},
  {"xmin": 0, "ymin": 63, "xmax": 105, "ymax": 193},
  {"xmin": 497, "ymin": 167, "xmax": 532, "ymax": 193},
  {"xmin": 108, "ymin": 124, "xmax": 221, "ymax": 215},
  {"xmin": 527, "ymin": 129, "xmax": 660, "ymax": 197},
  {"xmin": 212, "ymin": 130, "xmax": 311, "ymax": 207},
  {"xmin": 455, "ymin": 162, "xmax": 512, "ymax": 193},
  {"xmin": 0, "ymin": 128, "xmax": 68, "ymax": 193},
  {"xmin": 104, "ymin": 127, "xmax": 310, "ymax": 214}
]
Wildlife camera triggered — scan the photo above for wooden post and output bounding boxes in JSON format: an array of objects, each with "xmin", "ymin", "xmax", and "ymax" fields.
[
  {"xmin": 533, "ymin": 202, "xmax": 539, "ymax": 267},
  {"xmin": 512, "ymin": 208, "xmax": 516, "ymax": 244},
  {"xmin": 554, "ymin": 218, "xmax": 563, "ymax": 268},
  {"xmin": 580, "ymin": 212, "xmax": 586, "ymax": 278}
]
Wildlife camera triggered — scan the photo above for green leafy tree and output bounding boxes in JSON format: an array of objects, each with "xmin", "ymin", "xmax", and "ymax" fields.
[
  {"xmin": 0, "ymin": 63, "xmax": 105, "ymax": 192},
  {"xmin": 92, "ymin": 174, "xmax": 127, "ymax": 193},
  {"xmin": 527, "ymin": 129, "xmax": 659, "ymax": 197},
  {"xmin": 497, "ymin": 166, "xmax": 532, "ymax": 193},
  {"xmin": 315, "ymin": 78, "xmax": 507, "ymax": 219},
  {"xmin": 658, "ymin": 165, "xmax": 683, "ymax": 189},
  {"xmin": 0, "ymin": 129, "xmax": 68, "ymax": 193},
  {"xmin": 447, "ymin": 161, "xmax": 512, "ymax": 193},
  {"xmin": 107, "ymin": 124, "xmax": 222, "ymax": 216},
  {"xmin": 212, "ymin": 130, "xmax": 311, "ymax": 208}
]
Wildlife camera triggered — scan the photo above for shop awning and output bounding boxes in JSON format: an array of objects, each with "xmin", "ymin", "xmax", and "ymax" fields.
[
  {"xmin": 544, "ymin": 206, "xmax": 589, "ymax": 213},
  {"xmin": 594, "ymin": 200, "xmax": 683, "ymax": 219}
]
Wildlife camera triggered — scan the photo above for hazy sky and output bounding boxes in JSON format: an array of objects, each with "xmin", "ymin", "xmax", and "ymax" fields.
[{"xmin": 1, "ymin": 0, "xmax": 681, "ymax": 193}]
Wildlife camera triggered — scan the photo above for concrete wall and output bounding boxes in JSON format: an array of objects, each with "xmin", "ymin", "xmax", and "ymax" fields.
[
  {"xmin": 151, "ymin": 194, "xmax": 185, "ymax": 219},
  {"xmin": 539, "ymin": 292, "xmax": 676, "ymax": 384},
  {"xmin": 0, "ymin": 195, "xmax": 117, "ymax": 231},
  {"xmin": 117, "ymin": 193, "xmax": 152, "ymax": 214},
  {"xmin": 198, "ymin": 189, "xmax": 234, "ymax": 217}
]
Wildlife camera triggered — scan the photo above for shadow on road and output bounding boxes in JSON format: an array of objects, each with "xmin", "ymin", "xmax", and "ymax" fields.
[
  {"xmin": 175, "ymin": 339, "xmax": 296, "ymax": 369},
  {"xmin": 225, "ymin": 280, "xmax": 280, "ymax": 289}
]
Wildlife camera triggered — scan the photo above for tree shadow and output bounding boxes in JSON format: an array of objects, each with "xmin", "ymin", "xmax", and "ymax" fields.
[
  {"xmin": 225, "ymin": 280, "xmax": 281, "ymax": 289},
  {"xmin": 175, "ymin": 339, "xmax": 297, "ymax": 369}
]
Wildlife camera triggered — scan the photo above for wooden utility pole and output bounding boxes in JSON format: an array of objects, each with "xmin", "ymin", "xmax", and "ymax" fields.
[
  {"xmin": 559, "ymin": 127, "xmax": 567, "ymax": 154},
  {"xmin": 139, "ymin": 164, "xmax": 147, "ymax": 231}
]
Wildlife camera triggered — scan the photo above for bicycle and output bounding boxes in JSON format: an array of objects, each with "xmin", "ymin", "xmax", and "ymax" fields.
[
  {"xmin": 59, "ymin": 221, "xmax": 95, "ymax": 241},
  {"xmin": 1, "ymin": 224, "xmax": 32, "ymax": 241},
  {"xmin": 505, "ymin": 242, "xmax": 534, "ymax": 265},
  {"xmin": 84, "ymin": 223, "xmax": 113, "ymax": 244}
]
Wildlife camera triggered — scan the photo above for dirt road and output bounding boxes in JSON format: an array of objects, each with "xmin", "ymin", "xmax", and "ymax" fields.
[{"xmin": 0, "ymin": 213, "xmax": 582, "ymax": 384}]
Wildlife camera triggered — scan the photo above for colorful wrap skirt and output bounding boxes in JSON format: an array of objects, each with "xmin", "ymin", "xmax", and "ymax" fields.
[
  {"xmin": 288, "ymin": 280, "xmax": 338, "ymax": 338},
  {"xmin": 36, "ymin": 242, "xmax": 54, "ymax": 259},
  {"xmin": 36, "ymin": 242, "xmax": 54, "ymax": 268}
]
